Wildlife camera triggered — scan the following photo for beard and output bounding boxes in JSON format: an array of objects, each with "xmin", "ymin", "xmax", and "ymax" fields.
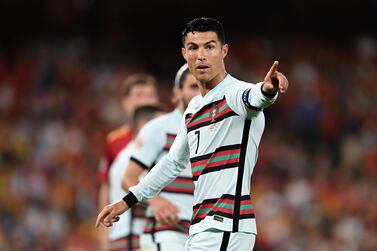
[
  {"xmin": 201, "ymin": 81, "xmax": 211, "ymax": 89},
  {"xmin": 199, "ymin": 76, "xmax": 217, "ymax": 90}
]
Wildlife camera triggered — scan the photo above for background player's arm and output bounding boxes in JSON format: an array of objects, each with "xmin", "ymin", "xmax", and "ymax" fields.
[{"xmin": 122, "ymin": 160, "xmax": 144, "ymax": 191}]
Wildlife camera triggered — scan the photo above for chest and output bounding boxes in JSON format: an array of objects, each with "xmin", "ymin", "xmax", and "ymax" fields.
[{"xmin": 185, "ymin": 97, "xmax": 245, "ymax": 157}]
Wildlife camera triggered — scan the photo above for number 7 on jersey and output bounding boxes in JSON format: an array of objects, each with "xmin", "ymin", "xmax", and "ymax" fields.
[{"xmin": 194, "ymin": 131, "xmax": 200, "ymax": 154}]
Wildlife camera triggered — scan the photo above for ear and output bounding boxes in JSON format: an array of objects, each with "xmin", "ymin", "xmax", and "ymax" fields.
[
  {"xmin": 222, "ymin": 44, "xmax": 229, "ymax": 59},
  {"xmin": 172, "ymin": 86, "xmax": 181, "ymax": 105},
  {"xmin": 181, "ymin": 47, "xmax": 187, "ymax": 61}
]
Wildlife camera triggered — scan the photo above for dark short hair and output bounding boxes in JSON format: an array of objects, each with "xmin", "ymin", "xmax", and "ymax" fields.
[
  {"xmin": 132, "ymin": 105, "xmax": 164, "ymax": 127},
  {"xmin": 181, "ymin": 17, "xmax": 226, "ymax": 45},
  {"xmin": 122, "ymin": 73, "xmax": 157, "ymax": 97}
]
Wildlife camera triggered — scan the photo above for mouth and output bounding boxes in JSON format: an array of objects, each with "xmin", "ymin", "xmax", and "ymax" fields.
[{"xmin": 196, "ymin": 65, "xmax": 210, "ymax": 73}]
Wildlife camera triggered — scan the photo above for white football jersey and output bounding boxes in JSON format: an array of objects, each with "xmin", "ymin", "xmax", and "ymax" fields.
[{"xmin": 129, "ymin": 74, "xmax": 277, "ymax": 236}]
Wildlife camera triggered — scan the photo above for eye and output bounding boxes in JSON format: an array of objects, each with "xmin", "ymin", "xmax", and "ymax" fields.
[
  {"xmin": 188, "ymin": 45, "xmax": 197, "ymax": 51},
  {"xmin": 206, "ymin": 44, "xmax": 215, "ymax": 50},
  {"xmin": 191, "ymin": 83, "xmax": 199, "ymax": 89}
]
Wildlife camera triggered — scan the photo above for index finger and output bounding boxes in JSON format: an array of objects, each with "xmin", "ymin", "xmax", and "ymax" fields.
[
  {"xmin": 266, "ymin": 60, "xmax": 279, "ymax": 78},
  {"xmin": 95, "ymin": 208, "xmax": 110, "ymax": 228}
]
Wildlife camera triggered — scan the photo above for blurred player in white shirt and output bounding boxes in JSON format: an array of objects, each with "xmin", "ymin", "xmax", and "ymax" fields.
[
  {"xmin": 108, "ymin": 105, "xmax": 164, "ymax": 251},
  {"xmin": 122, "ymin": 64, "xmax": 199, "ymax": 251},
  {"xmin": 97, "ymin": 73, "xmax": 159, "ymax": 251}
]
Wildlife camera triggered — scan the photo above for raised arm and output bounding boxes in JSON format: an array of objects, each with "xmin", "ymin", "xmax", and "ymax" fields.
[
  {"xmin": 262, "ymin": 61, "xmax": 289, "ymax": 95},
  {"xmin": 226, "ymin": 61, "xmax": 289, "ymax": 119}
]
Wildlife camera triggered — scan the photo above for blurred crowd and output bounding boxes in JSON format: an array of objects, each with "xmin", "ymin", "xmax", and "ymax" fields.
[{"xmin": 0, "ymin": 35, "xmax": 376, "ymax": 251}]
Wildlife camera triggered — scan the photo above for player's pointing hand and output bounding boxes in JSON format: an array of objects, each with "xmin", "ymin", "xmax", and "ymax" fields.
[
  {"xmin": 262, "ymin": 60, "xmax": 289, "ymax": 95},
  {"xmin": 96, "ymin": 199, "xmax": 129, "ymax": 228}
]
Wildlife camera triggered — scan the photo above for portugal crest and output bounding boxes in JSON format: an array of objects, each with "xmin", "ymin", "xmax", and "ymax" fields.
[{"xmin": 210, "ymin": 104, "xmax": 218, "ymax": 122}]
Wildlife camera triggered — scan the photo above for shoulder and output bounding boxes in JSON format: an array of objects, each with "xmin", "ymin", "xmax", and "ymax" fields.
[
  {"xmin": 119, "ymin": 141, "xmax": 135, "ymax": 157},
  {"xmin": 112, "ymin": 141, "xmax": 134, "ymax": 165},
  {"xmin": 137, "ymin": 112, "xmax": 176, "ymax": 140},
  {"xmin": 142, "ymin": 111, "xmax": 175, "ymax": 130}
]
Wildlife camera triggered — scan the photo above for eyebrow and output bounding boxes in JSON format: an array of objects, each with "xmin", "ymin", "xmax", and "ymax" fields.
[{"xmin": 186, "ymin": 40, "xmax": 218, "ymax": 47}]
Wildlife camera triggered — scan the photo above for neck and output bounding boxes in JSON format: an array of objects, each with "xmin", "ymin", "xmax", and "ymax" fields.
[{"xmin": 199, "ymin": 70, "xmax": 228, "ymax": 96}]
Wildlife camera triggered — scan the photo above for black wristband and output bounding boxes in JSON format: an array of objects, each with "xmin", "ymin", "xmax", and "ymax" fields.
[
  {"xmin": 122, "ymin": 192, "xmax": 138, "ymax": 208},
  {"xmin": 261, "ymin": 84, "xmax": 277, "ymax": 98}
]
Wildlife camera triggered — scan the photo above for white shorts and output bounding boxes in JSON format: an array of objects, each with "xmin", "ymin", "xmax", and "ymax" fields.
[
  {"xmin": 140, "ymin": 231, "xmax": 187, "ymax": 251},
  {"xmin": 185, "ymin": 231, "xmax": 256, "ymax": 251}
]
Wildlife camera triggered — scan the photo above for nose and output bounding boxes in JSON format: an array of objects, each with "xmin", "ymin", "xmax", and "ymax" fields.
[{"xmin": 197, "ymin": 47, "xmax": 206, "ymax": 61}]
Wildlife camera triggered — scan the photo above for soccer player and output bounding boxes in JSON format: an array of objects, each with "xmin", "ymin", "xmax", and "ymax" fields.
[
  {"xmin": 107, "ymin": 105, "xmax": 164, "ymax": 251},
  {"xmin": 96, "ymin": 17, "xmax": 289, "ymax": 251},
  {"xmin": 97, "ymin": 73, "xmax": 159, "ymax": 251},
  {"xmin": 122, "ymin": 64, "xmax": 199, "ymax": 250}
]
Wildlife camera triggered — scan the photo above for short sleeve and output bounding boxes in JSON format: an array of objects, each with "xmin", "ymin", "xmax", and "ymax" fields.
[{"xmin": 130, "ymin": 120, "xmax": 165, "ymax": 170}]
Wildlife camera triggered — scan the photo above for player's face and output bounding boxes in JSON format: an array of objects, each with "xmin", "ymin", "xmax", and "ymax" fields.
[
  {"xmin": 122, "ymin": 83, "xmax": 159, "ymax": 115},
  {"xmin": 180, "ymin": 73, "xmax": 200, "ymax": 107},
  {"xmin": 181, "ymin": 31, "xmax": 228, "ymax": 88}
]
